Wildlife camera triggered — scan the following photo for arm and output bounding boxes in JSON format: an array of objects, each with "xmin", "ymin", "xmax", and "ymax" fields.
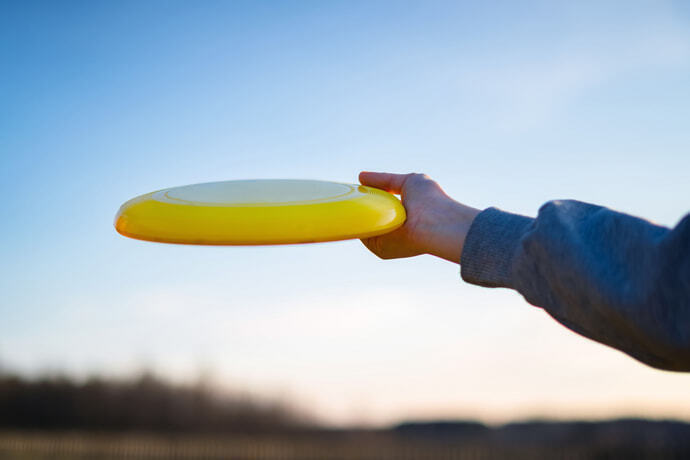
[{"xmin": 359, "ymin": 172, "xmax": 690, "ymax": 371}]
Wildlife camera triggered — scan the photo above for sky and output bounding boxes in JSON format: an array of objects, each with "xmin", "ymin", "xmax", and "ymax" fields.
[{"xmin": 1, "ymin": 0, "xmax": 690, "ymax": 426}]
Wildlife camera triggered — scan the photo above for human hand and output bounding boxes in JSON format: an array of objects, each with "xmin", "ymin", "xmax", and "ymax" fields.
[{"xmin": 359, "ymin": 172, "xmax": 480, "ymax": 264}]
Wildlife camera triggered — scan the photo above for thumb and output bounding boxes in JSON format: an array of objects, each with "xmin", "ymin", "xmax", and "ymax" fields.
[{"xmin": 359, "ymin": 171, "xmax": 411, "ymax": 195}]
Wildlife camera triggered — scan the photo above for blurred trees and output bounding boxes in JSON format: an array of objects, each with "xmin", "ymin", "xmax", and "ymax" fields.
[{"xmin": 0, "ymin": 371, "xmax": 311, "ymax": 433}]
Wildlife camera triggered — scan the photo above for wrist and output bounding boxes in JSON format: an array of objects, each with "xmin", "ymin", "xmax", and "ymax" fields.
[{"xmin": 420, "ymin": 200, "xmax": 480, "ymax": 263}]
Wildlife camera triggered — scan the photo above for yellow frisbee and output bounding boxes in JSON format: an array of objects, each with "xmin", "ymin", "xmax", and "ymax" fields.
[{"xmin": 114, "ymin": 179, "xmax": 406, "ymax": 245}]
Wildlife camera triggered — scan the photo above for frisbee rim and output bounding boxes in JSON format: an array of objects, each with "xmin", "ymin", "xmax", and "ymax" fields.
[{"xmin": 114, "ymin": 179, "xmax": 406, "ymax": 245}]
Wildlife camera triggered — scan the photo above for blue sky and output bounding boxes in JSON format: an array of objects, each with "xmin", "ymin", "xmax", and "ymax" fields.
[{"xmin": 2, "ymin": 1, "xmax": 690, "ymax": 426}]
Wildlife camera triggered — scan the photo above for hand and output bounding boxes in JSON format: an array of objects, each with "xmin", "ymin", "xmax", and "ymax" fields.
[{"xmin": 359, "ymin": 172, "xmax": 480, "ymax": 264}]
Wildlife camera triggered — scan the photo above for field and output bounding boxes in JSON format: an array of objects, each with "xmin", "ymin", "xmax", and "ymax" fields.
[{"xmin": 2, "ymin": 426, "xmax": 689, "ymax": 460}]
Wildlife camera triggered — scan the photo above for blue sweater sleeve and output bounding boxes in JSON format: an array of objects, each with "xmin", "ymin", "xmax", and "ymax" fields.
[{"xmin": 460, "ymin": 200, "xmax": 690, "ymax": 371}]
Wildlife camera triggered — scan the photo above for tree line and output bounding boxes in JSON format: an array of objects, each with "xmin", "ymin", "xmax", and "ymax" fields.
[{"xmin": 0, "ymin": 370, "xmax": 312, "ymax": 433}]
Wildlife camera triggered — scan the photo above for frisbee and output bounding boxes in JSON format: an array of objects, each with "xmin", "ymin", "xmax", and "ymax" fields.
[{"xmin": 114, "ymin": 179, "xmax": 406, "ymax": 245}]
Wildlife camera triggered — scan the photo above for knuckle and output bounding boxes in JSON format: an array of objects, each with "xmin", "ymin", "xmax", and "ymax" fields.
[
  {"xmin": 366, "ymin": 236, "xmax": 385, "ymax": 258},
  {"xmin": 373, "ymin": 238, "xmax": 385, "ymax": 257},
  {"xmin": 376, "ymin": 242, "xmax": 393, "ymax": 260},
  {"xmin": 407, "ymin": 173, "xmax": 433, "ymax": 188},
  {"xmin": 405, "ymin": 173, "xmax": 422, "ymax": 186}
]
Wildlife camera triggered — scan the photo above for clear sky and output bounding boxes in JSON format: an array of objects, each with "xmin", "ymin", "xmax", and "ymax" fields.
[{"xmin": 1, "ymin": 0, "xmax": 690, "ymax": 426}]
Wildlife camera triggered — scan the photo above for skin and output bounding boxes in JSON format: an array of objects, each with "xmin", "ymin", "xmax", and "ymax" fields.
[{"xmin": 359, "ymin": 171, "xmax": 481, "ymax": 264}]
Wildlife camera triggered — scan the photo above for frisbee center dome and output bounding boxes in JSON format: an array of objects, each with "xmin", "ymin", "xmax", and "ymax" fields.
[{"xmin": 159, "ymin": 179, "xmax": 355, "ymax": 206}]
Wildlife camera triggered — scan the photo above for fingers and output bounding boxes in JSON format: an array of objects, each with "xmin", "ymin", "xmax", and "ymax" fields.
[
  {"xmin": 360, "ymin": 226, "xmax": 422, "ymax": 260},
  {"xmin": 359, "ymin": 171, "xmax": 410, "ymax": 194},
  {"xmin": 360, "ymin": 236, "xmax": 383, "ymax": 257},
  {"xmin": 360, "ymin": 235, "xmax": 418, "ymax": 260}
]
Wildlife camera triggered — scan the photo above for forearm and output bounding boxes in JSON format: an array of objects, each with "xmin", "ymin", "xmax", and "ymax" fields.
[{"xmin": 460, "ymin": 201, "xmax": 690, "ymax": 371}]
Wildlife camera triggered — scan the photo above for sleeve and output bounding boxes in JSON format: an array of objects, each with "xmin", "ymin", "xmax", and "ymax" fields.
[{"xmin": 460, "ymin": 200, "xmax": 690, "ymax": 371}]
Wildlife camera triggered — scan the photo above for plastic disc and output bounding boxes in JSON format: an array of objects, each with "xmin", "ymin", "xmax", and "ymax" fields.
[{"xmin": 114, "ymin": 179, "xmax": 406, "ymax": 245}]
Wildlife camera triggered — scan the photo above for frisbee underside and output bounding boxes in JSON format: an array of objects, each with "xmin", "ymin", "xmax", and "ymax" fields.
[{"xmin": 114, "ymin": 180, "xmax": 406, "ymax": 245}]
